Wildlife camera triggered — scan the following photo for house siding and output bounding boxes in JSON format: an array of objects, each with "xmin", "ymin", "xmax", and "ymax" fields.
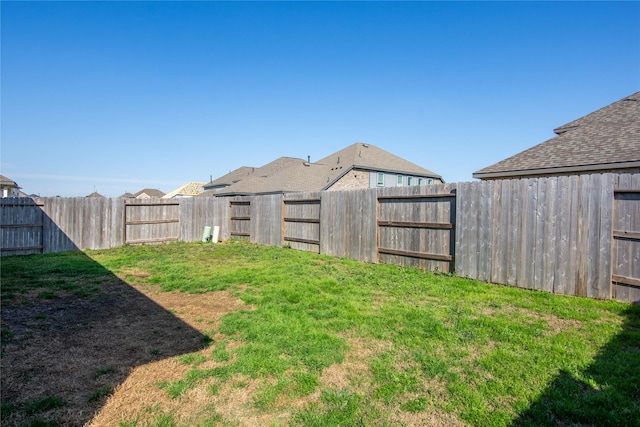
[
  {"xmin": 327, "ymin": 169, "xmax": 370, "ymax": 191},
  {"xmin": 368, "ymin": 171, "xmax": 439, "ymax": 188}
]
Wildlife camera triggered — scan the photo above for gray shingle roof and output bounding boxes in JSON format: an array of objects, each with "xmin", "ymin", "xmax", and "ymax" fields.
[
  {"xmin": 317, "ymin": 143, "xmax": 442, "ymax": 187},
  {"xmin": 473, "ymin": 91, "xmax": 640, "ymax": 179},
  {"xmin": 200, "ymin": 143, "xmax": 443, "ymax": 196},
  {"xmin": 204, "ymin": 166, "xmax": 256, "ymax": 188},
  {"xmin": 134, "ymin": 188, "xmax": 166, "ymax": 198}
]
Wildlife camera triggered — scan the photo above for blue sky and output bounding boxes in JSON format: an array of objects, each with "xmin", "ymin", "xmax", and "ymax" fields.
[{"xmin": 1, "ymin": 1, "xmax": 639, "ymax": 197}]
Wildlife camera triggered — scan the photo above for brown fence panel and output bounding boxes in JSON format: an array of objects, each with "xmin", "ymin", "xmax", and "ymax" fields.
[
  {"xmin": 456, "ymin": 174, "xmax": 616, "ymax": 300},
  {"xmin": 179, "ymin": 197, "xmax": 227, "ymax": 243},
  {"xmin": 377, "ymin": 184, "xmax": 456, "ymax": 273},
  {"xmin": 0, "ymin": 198, "xmax": 44, "ymax": 256},
  {"xmin": 320, "ymin": 188, "xmax": 378, "ymax": 263},
  {"xmin": 230, "ymin": 198, "xmax": 251, "ymax": 240},
  {"xmin": 124, "ymin": 200, "xmax": 180, "ymax": 244},
  {"xmin": 612, "ymin": 173, "xmax": 640, "ymax": 303},
  {"xmin": 252, "ymin": 194, "xmax": 283, "ymax": 247},
  {"xmin": 283, "ymin": 193, "xmax": 322, "ymax": 253}
]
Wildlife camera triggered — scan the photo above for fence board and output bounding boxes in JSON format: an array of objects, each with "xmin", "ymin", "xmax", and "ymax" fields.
[
  {"xmin": 252, "ymin": 194, "xmax": 283, "ymax": 247},
  {"xmin": 378, "ymin": 185, "xmax": 455, "ymax": 272},
  {"xmin": 612, "ymin": 173, "xmax": 640, "ymax": 303},
  {"xmin": 284, "ymin": 193, "xmax": 322, "ymax": 253}
]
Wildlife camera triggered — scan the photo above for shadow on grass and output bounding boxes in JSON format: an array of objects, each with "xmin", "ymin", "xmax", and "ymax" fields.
[
  {"xmin": 514, "ymin": 304, "xmax": 640, "ymax": 426},
  {"xmin": 0, "ymin": 251, "xmax": 209, "ymax": 427}
]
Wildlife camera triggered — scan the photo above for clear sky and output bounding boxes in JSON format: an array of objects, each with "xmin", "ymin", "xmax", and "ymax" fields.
[{"xmin": 1, "ymin": 1, "xmax": 639, "ymax": 197}]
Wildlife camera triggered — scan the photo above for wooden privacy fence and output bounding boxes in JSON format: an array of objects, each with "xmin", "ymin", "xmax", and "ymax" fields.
[
  {"xmin": 124, "ymin": 200, "xmax": 180, "ymax": 245},
  {"xmin": 0, "ymin": 198, "xmax": 45, "ymax": 256},
  {"xmin": 0, "ymin": 173, "xmax": 638, "ymax": 303},
  {"xmin": 377, "ymin": 193, "xmax": 456, "ymax": 273},
  {"xmin": 455, "ymin": 173, "xmax": 640, "ymax": 304}
]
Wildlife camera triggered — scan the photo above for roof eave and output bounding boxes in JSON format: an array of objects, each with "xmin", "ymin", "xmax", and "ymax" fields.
[
  {"xmin": 352, "ymin": 165, "xmax": 443, "ymax": 180},
  {"xmin": 473, "ymin": 161, "xmax": 640, "ymax": 179}
]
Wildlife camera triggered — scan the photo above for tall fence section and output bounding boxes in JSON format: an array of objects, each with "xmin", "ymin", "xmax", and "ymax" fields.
[{"xmin": 1, "ymin": 173, "xmax": 638, "ymax": 303}]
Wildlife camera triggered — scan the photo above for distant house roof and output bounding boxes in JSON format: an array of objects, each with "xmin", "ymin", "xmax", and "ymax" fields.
[
  {"xmin": 204, "ymin": 166, "xmax": 256, "ymax": 190},
  {"xmin": 162, "ymin": 182, "xmax": 205, "ymax": 198},
  {"xmin": 0, "ymin": 175, "xmax": 20, "ymax": 189},
  {"xmin": 317, "ymin": 143, "xmax": 442, "ymax": 188},
  {"xmin": 134, "ymin": 188, "xmax": 165, "ymax": 198},
  {"xmin": 200, "ymin": 143, "xmax": 443, "ymax": 197},
  {"xmin": 119, "ymin": 192, "xmax": 136, "ymax": 198},
  {"xmin": 473, "ymin": 91, "xmax": 640, "ymax": 179},
  {"xmin": 86, "ymin": 191, "xmax": 105, "ymax": 198}
]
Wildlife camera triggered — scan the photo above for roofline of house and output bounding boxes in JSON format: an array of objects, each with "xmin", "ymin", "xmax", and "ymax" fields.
[
  {"xmin": 322, "ymin": 165, "xmax": 444, "ymax": 190},
  {"xmin": 472, "ymin": 161, "xmax": 640, "ymax": 179}
]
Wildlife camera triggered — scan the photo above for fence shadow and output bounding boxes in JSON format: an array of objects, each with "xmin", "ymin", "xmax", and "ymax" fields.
[
  {"xmin": 513, "ymin": 304, "xmax": 640, "ymax": 426},
  {"xmin": 0, "ymin": 251, "xmax": 210, "ymax": 426}
]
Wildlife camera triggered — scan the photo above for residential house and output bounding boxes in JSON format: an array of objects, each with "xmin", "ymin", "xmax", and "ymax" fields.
[
  {"xmin": 162, "ymin": 182, "xmax": 206, "ymax": 199},
  {"xmin": 473, "ymin": 91, "xmax": 640, "ymax": 180},
  {"xmin": 119, "ymin": 188, "xmax": 166, "ymax": 199},
  {"xmin": 203, "ymin": 167, "xmax": 256, "ymax": 192},
  {"xmin": 86, "ymin": 191, "xmax": 105, "ymax": 198},
  {"xmin": 0, "ymin": 175, "xmax": 21, "ymax": 198},
  {"xmin": 200, "ymin": 143, "xmax": 443, "ymax": 197}
]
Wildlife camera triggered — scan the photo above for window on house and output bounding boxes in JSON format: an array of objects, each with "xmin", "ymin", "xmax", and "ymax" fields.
[
  {"xmin": 397, "ymin": 175, "xmax": 403, "ymax": 186},
  {"xmin": 417, "ymin": 178, "xmax": 423, "ymax": 186},
  {"xmin": 377, "ymin": 172, "xmax": 384, "ymax": 186},
  {"xmin": 427, "ymin": 178, "xmax": 434, "ymax": 185},
  {"xmin": 407, "ymin": 177, "xmax": 413, "ymax": 186}
]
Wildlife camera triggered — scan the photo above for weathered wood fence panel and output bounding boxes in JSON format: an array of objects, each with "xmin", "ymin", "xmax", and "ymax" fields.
[
  {"xmin": 321, "ymin": 188, "xmax": 378, "ymax": 263},
  {"xmin": 124, "ymin": 200, "xmax": 180, "ymax": 244},
  {"xmin": 456, "ymin": 174, "xmax": 617, "ymax": 300},
  {"xmin": 0, "ymin": 198, "xmax": 44, "ymax": 255},
  {"xmin": 2, "ymin": 174, "xmax": 638, "ymax": 303},
  {"xmin": 377, "ymin": 184, "xmax": 456, "ymax": 272},
  {"xmin": 612, "ymin": 173, "xmax": 640, "ymax": 303},
  {"xmin": 39, "ymin": 197, "xmax": 121, "ymax": 251},
  {"xmin": 229, "ymin": 198, "xmax": 251, "ymax": 239},
  {"xmin": 251, "ymin": 194, "xmax": 283, "ymax": 247},
  {"xmin": 283, "ymin": 192, "xmax": 322, "ymax": 253},
  {"xmin": 179, "ymin": 198, "xmax": 229, "ymax": 242}
]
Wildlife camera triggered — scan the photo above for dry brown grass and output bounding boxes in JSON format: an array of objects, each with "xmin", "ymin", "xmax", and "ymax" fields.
[
  {"xmin": 1, "ymin": 271, "xmax": 246, "ymax": 427},
  {"xmin": 2, "ymin": 268, "xmax": 467, "ymax": 427}
]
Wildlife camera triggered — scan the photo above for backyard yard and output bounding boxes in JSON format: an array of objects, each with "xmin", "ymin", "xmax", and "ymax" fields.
[{"xmin": 1, "ymin": 240, "xmax": 639, "ymax": 426}]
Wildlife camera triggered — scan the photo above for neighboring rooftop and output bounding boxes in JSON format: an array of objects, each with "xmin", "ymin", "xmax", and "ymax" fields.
[
  {"xmin": 204, "ymin": 166, "xmax": 257, "ymax": 190},
  {"xmin": 200, "ymin": 142, "xmax": 443, "ymax": 197},
  {"xmin": 163, "ymin": 182, "xmax": 206, "ymax": 198},
  {"xmin": 473, "ymin": 91, "xmax": 640, "ymax": 179},
  {"xmin": 119, "ymin": 188, "xmax": 166, "ymax": 198}
]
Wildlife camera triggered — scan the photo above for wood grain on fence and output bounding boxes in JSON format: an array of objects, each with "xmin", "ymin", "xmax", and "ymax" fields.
[
  {"xmin": 0, "ymin": 198, "xmax": 44, "ymax": 255},
  {"xmin": 456, "ymin": 174, "xmax": 620, "ymax": 300},
  {"xmin": 252, "ymin": 194, "xmax": 283, "ymax": 247},
  {"xmin": 229, "ymin": 198, "xmax": 251, "ymax": 239},
  {"xmin": 612, "ymin": 173, "xmax": 640, "ymax": 303},
  {"xmin": 283, "ymin": 192, "xmax": 322, "ymax": 253},
  {"xmin": 377, "ymin": 184, "xmax": 456, "ymax": 273},
  {"xmin": 321, "ymin": 188, "xmax": 378, "ymax": 263}
]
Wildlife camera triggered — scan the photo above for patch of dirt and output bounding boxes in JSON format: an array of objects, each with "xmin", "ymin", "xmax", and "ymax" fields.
[{"xmin": 0, "ymin": 274, "xmax": 247, "ymax": 427}]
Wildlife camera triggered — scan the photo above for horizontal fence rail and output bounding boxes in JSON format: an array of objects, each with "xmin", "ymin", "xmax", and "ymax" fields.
[{"xmin": 1, "ymin": 172, "xmax": 638, "ymax": 303}]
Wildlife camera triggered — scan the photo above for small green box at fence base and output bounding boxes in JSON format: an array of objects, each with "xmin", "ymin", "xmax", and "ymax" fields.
[{"xmin": 202, "ymin": 226, "xmax": 212, "ymax": 243}]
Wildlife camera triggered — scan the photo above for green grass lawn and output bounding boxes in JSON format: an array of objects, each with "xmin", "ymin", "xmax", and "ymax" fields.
[{"xmin": 2, "ymin": 240, "xmax": 639, "ymax": 426}]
